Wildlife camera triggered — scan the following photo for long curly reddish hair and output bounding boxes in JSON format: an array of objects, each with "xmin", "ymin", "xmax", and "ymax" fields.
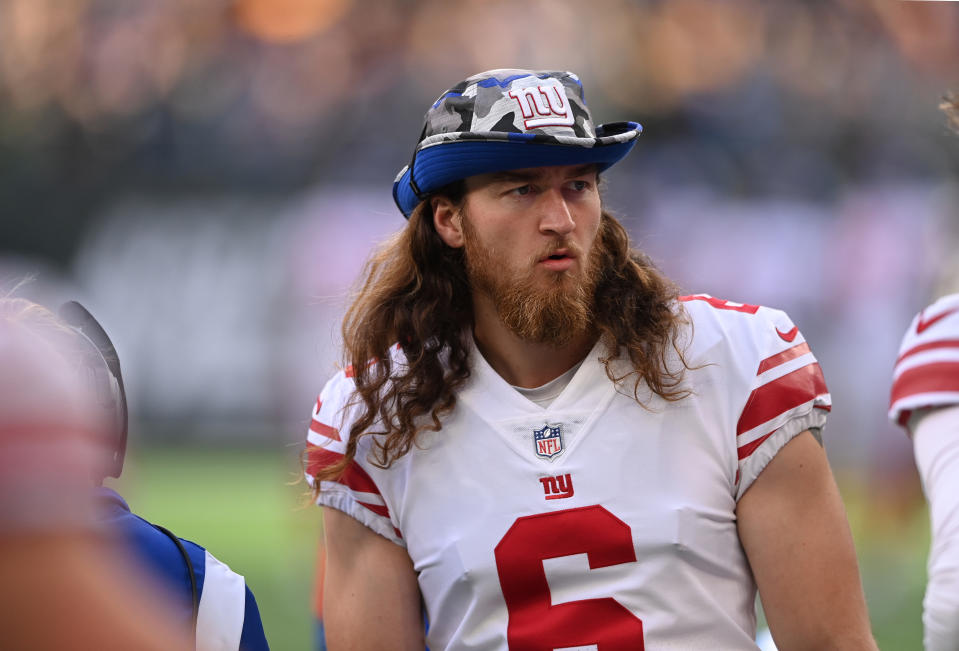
[{"xmin": 311, "ymin": 193, "xmax": 691, "ymax": 488}]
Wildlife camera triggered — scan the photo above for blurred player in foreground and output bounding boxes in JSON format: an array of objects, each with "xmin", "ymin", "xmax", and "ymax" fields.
[
  {"xmin": 0, "ymin": 297, "xmax": 190, "ymax": 650},
  {"xmin": 887, "ymin": 95, "xmax": 959, "ymax": 651},
  {"xmin": 0, "ymin": 297, "xmax": 269, "ymax": 650},
  {"xmin": 305, "ymin": 68, "xmax": 876, "ymax": 649}
]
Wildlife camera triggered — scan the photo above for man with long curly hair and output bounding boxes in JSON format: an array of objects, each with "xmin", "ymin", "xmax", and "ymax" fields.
[{"xmin": 305, "ymin": 69, "xmax": 875, "ymax": 650}]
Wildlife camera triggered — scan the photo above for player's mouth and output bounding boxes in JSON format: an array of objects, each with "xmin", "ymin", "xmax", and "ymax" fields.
[{"xmin": 538, "ymin": 249, "xmax": 575, "ymax": 271}]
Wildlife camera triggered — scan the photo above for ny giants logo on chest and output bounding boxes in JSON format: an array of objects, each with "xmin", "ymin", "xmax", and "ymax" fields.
[
  {"xmin": 508, "ymin": 78, "xmax": 575, "ymax": 130},
  {"xmin": 539, "ymin": 473, "xmax": 574, "ymax": 500},
  {"xmin": 533, "ymin": 423, "xmax": 564, "ymax": 459}
]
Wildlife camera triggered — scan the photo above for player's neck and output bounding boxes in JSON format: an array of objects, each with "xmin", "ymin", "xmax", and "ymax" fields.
[{"xmin": 471, "ymin": 303, "xmax": 598, "ymax": 389}]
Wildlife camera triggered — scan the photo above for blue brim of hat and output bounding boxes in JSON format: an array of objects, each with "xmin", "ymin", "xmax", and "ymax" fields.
[{"xmin": 393, "ymin": 122, "xmax": 641, "ymax": 218}]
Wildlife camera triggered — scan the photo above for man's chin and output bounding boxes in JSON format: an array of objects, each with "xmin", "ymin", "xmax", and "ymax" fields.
[
  {"xmin": 498, "ymin": 290, "xmax": 594, "ymax": 346},
  {"xmin": 512, "ymin": 317, "xmax": 593, "ymax": 348},
  {"xmin": 533, "ymin": 268, "xmax": 581, "ymax": 289}
]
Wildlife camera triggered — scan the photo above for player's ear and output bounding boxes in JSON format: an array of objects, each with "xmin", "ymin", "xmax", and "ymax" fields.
[{"xmin": 432, "ymin": 196, "xmax": 464, "ymax": 249}]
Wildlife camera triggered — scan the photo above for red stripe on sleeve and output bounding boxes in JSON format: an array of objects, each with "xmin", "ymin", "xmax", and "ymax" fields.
[
  {"xmin": 309, "ymin": 419, "xmax": 341, "ymax": 441},
  {"xmin": 315, "ymin": 397, "xmax": 323, "ymax": 413},
  {"xmin": 305, "ymin": 444, "xmax": 382, "ymax": 497},
  {"xmin": 895, "ymin": 339, "xmax": 959, "ymax": 365},
  {"xmin": 890, "ymin": 361, "xmax": 959, "ymax": 407},
  {"xmin": 897, "ymin": 410, "xmax": 912, "ymax": 428},
  {"xmin": 737, "ymin": 363, "xmax": 828, "ymax": 436},
  {"xmin": 757, "ymin": 342, "xmax": 810, "ymax": 375},
  {"xmin": 738, "ymin": 430, "xmax": 775, "ymax": 460},
  {"xmin": 358, "ymin": 501, "xmax": 390, "ymax": 518}
]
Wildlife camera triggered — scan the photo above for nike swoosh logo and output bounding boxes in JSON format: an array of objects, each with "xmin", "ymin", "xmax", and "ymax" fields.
[
  {"xmin": 776, "ymin": 326, "xmax": 799, "ymax": 342},
  {"xmin": 917, "ymin": 307, "xmax": 959, "ymax": 334}
]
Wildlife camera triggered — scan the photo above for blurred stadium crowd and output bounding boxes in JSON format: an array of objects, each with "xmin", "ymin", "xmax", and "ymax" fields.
[{"xmin": 1, "ymin": 0, "xmax": 957, "ymax": 488}]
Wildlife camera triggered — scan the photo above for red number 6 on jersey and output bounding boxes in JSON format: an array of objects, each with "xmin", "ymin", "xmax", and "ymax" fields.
[{"xmin": 494, "ymin": 505, "xmax": 645, "ymax": 650}]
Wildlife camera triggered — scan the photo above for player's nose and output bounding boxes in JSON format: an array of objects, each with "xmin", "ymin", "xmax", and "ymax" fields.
[{"xmin": 538, "ymin": 188, "xmax": 575, "ymax": 236}]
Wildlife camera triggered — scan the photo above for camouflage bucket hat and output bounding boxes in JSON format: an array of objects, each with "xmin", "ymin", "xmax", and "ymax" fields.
[{"xmin": 392, "ymin": 68, "xmax": 642, "ymax": 218}]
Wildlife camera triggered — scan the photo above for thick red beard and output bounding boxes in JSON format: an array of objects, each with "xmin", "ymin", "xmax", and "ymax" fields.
[{"xmin": 461, "ymin": 215, "xmax": 601, "ymax": 347}]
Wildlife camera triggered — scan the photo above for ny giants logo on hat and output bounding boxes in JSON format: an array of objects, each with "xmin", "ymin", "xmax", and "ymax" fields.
[
  {"xmin": 508, "ymin": 78, "xmax": 574, "ymax": 130},
  {"xmin": 392, "ymin": 68, "xmax": 643, "ymax": 218}
]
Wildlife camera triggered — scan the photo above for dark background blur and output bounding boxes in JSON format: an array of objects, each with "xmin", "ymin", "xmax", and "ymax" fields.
[{"xmin": 2, "ymin": 1, "xmax": 957, "ymax": 647}]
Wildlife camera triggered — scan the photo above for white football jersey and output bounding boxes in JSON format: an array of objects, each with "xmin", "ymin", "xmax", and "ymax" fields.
[
  {"xmin": 889, "ymin": 293, "xmax": 959, "ymax": 429},
  {"xmin": 306, "ymin": 295, "xmax": 831, "ymax": 650}
]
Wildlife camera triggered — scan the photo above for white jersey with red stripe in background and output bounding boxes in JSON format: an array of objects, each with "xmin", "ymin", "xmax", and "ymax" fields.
[
  {"xmin": 890, "ymin": 293, "xmax": 959, "ymax": 428},
  {"xmin": 889, "ymin": 293, "xmax": 959, "ymax": 651},
  {"xmin": 305, "ymin": 294, "xmax": 831, "ymax": 650}
]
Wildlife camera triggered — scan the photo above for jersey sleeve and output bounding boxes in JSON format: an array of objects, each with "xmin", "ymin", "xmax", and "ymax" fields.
[
  {"xmin": 736, "ymin": 305, "xmax": 830, "ymax": 499},
  {"xmin": 680, "ymin": 295, "xmax": 831, "ymax": 500},
  {"xmin": 239, "ymin": 585, "xmax": 269, "ymax": 651},
  {"xmin": 681, "ymin": 294, "xmax": 832, "ymax": 500},
  {"xmin": 889, "ymin": 294, "xmax": 959, "ymax": 432},
  {"xmin": 193, "ymin": 546, "xmax": 269, "ymax": 651},
  {"xmin": 304, "ymin": 371, "xmax": 404, "ymax": 547}
]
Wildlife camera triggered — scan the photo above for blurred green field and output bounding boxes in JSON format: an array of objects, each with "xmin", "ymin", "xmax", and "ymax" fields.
[
  {"xmin": 112, "ymin": 447, "xmax": 929, "ymax": 650},
  {"xmin": 844, "ymin": 475, "xmax": 930, "ymax": 651}
]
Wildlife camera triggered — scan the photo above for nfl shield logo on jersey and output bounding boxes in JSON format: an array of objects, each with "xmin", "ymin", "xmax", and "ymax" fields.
[{"xmin": 533, "ymin": 423, "xmax": 564, "ymax": 459}]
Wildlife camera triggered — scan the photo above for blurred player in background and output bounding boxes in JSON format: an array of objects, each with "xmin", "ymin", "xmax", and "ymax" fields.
[
  {"xmin": 888, "ymin": 94, "xmax": 959, "ymax": 651},
  {"xmin": 305, "ymin": 69, "xmax": 876, "ymax": 649},
  {"xmin": 0, "ymin": 296, "xmax": 269, "ymax": 650}
]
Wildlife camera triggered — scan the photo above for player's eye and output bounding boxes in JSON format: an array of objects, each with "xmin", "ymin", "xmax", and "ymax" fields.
[
  {"xmin": 568, "ymin": 180, "xmax": 590, "ymax": 192},
  {"xmin": 510, "ymin": 185, "xmax": 533, "ymax": 196}
]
